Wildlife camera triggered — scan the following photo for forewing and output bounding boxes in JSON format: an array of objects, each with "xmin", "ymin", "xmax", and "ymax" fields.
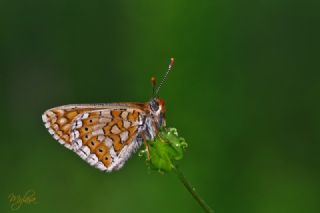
[{"xmin": 70, "ymin": 108, "xmax": 146, "ymax": 172}]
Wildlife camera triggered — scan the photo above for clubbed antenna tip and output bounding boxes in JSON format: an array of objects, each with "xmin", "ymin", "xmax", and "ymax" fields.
[
  {"xmin": 151, "ymin": 76, "xmax": 157, "ymax": 96},
  {"xmin": 170, "ymin": 57, "xmax": 174, "ymax": 67}
]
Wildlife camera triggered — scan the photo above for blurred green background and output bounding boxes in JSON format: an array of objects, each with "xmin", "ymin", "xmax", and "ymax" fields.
[{"xmin": 1, "ymin": 0, "xmax": 319, "ymax": 212}]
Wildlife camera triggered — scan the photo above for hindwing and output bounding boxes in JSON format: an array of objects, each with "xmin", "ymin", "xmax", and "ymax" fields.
[{"xmin": 42, "ymin": 104, "xmax": 147, "ymax": 172}]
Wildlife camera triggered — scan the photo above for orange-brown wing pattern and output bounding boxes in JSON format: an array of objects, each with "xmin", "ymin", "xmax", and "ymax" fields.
[
  {"xmin": 42, "ymin": 105, "xmax": 95, "ymax": 149},
  {"xmin": 70, "ymin": 108, "xmax": 146, "ymax": 172}
]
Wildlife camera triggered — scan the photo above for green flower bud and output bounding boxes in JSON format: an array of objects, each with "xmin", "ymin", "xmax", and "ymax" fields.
[{"xmin": 140, "ymin": 127, "xmax": 188, "ymax": 173}]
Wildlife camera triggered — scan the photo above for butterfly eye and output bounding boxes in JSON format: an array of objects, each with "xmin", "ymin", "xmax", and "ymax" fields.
[{"xmin": 150, "ymin": 100, "xmax": 159, "ymax": 112}]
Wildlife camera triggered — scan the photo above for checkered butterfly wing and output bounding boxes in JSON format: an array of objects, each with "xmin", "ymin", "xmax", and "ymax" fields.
[
  {"xmin": 42, "ymin": 105, "xmax": 92, "ymax": 149},
  {"xmin": 42, "ymin": 104, "xmax": 146, "ymax": 172}
]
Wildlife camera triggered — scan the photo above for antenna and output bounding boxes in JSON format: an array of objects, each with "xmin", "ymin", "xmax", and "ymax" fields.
[
  {"xmin": 151, "ymin": 76, "xmax": 157, "ymax": 96},
  {"xmin": 154, "ymin": 57, "xmax": 174, "ymax": 97}
]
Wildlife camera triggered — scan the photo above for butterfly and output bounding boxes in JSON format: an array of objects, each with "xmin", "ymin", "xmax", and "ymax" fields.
[{"xmin": 42, "ymin": 58, "xmax": 174, "ymax": 172}]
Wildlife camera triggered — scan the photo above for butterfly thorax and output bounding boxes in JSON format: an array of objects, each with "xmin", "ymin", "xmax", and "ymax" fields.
[{"xmin": 143, "ymin": 98, "xmax": 166, "ymax": 141}]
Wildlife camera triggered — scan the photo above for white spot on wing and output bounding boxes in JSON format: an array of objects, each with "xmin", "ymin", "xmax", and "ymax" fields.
[
  {"xmin": 48, "ymin": 128, "xmax": 54, "ymax": 135},
  {"xmin": 71, "ymin": 130, "xmax": 79, "ymax": 141},
  {"xmin": 111, "ymin": 125, "xmax": 121, "ymax": 134},
  {"xmin": 104, "ymin": 137, "xmax": 113, "ymax": 147},
  {"xmin": 75, "ymin": 120, "xmax": 82, "ymax": 128},
  {"xmin": 101, "ymin": 111, "xmax": 111, "ymax": 117},
  {"xmin": 123, "ymin": 121, "xmax": 131, "ymax": 128},
  {"xmin": 121, "ymin": 111, "xmax": 128, "ymax": 119},
  {"xmin": 95, "ymin": 161, "xmax": 107, "ymax": 171},
  {"xmin": 97, "ymin": 135, "xmax": 105, "ymax": 142},
  {"xmin": 76, "ymin": 146, "xmax": 90, "ymax": 159},
  {"xmin": 92, "ymin": 124, "xmax": 105, "ymax": 130},
  {"xmin": 92, "ymin": 129, "xmax": 104, "ymax": 136},
  {"xmin": 120, "ymin": 131, "xmax": 129, "ymax": 142},
  {"xmin": 81, "ymin": 113, "xmax": 89, "ymax": 119},
  {"xmin": 87, "ymin": 154, "xmax": 98, "ymax": 165},
  {"xmin": 72, "ymin": 139, "xmax": 82, "ymax": 151},
  {"xmin": 99, "ymin": 117, "xmax": 112, "ymax": 123},
  {"xmin": 42, "ymin": 114, "xmax": 48, "ymax": 122},
  {"xmin": 53, "ymin": 134, "xmax": 59, "ymax": 140}
]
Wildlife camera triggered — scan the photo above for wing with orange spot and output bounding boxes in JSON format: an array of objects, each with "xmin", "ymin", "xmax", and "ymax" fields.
[
  {"xmin": 42, "ymin": 105, "xmax": 95, "ymax": 149},
  {"xmin": 70, "ymin": 108, "xmax": 146, "ymax": 172},
  {"xmin": 42, "ymin": 103, "xmax": 148, "ymax": 172}
]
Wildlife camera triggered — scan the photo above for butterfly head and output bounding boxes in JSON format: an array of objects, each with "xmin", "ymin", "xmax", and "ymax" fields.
[{"xmin": 149, "ymin": 97, "xmax": 166, "ymax": 128}]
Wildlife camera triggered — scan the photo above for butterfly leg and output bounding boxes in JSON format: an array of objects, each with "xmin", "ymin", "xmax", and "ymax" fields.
[{"xmin": 142, "ymin": 133, "xmax": 151, "ymax": 160}]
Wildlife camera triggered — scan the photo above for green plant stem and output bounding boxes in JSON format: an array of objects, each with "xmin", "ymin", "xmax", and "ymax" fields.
[{"xmin": 173, "ymin": 165, "xmax": 214, "ymax": 213}]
